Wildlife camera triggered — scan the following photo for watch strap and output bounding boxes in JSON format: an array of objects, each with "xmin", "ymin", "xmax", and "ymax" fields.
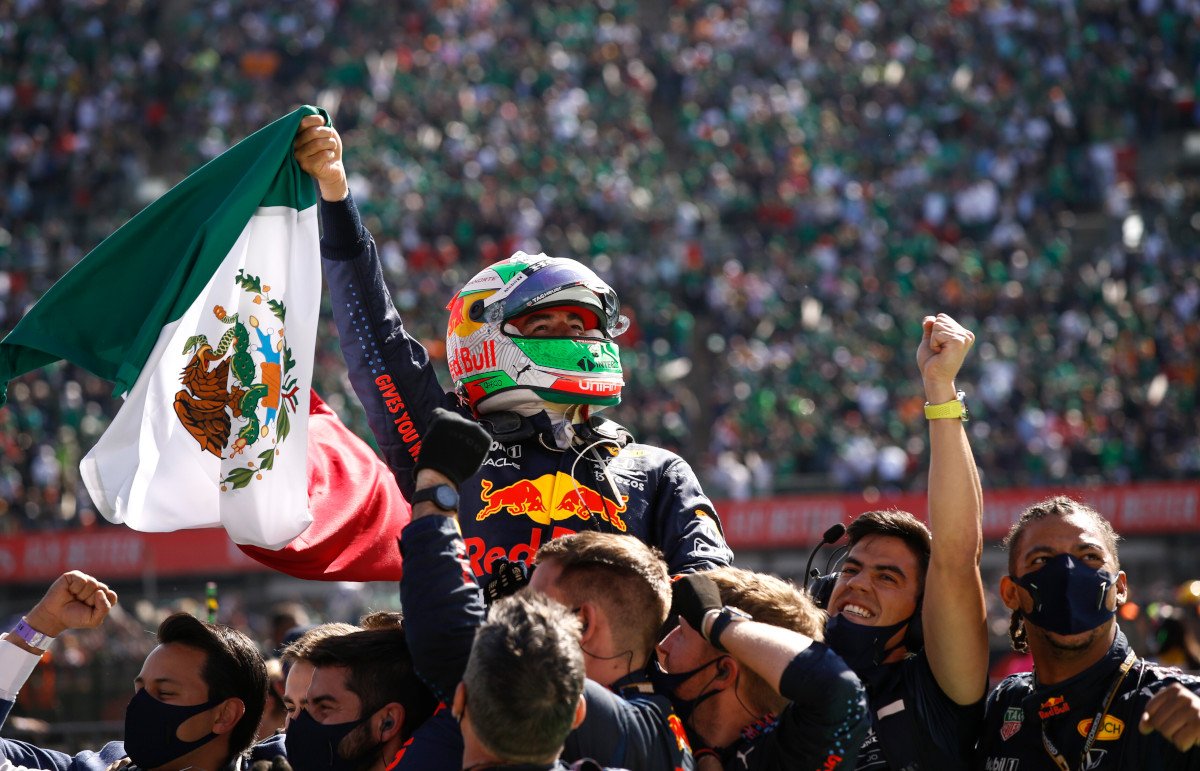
[
  {"xmin": 924, "ymin": 390, "xmax": 968, "ymax": 421},
  {"xmin": 12, "ymin": 618, "xmax": 55, "ymax": 652},
  {"xmin": 707, "ymin": 606, "xmax": 751, "ymax": 652},
  {"xmin": 412, "ymin": 484, "xmax": 458, "ymax": 511}
]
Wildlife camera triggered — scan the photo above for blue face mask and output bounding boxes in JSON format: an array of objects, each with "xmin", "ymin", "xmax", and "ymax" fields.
[
  {"xmin": 1012, "ymin": 553, "xmax": 1118, "ymax": 636},
  {"xmin": 824, "ymin": 613, "xmax": 913, "ymax": 674},
  {"xmin": 284, "ymin": 707, "xmax": 374, "ymax": 771},
  {"xmin": 123, "ymin": 688, "xmax": 223, "ymax": 769}
]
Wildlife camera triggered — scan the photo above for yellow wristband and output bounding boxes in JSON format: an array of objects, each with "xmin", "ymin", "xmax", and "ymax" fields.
[{"xmin": 924, "ymin": 391, "xmax": 968, "ymax": 421}]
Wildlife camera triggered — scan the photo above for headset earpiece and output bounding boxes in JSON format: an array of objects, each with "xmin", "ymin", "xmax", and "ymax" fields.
[{"xmin": 806, "ymin": 571, "xmax": 841, "ymax": 611}]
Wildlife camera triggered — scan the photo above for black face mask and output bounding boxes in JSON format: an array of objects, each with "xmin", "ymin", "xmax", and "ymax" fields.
[
  {"xmin": 824, "ymin": 613, "xmax": 913, "ymax": 674},
  {"xmin": 284, "ymin": 708, "xmax": 376, "ymax": 771},
  {"xmin": 1012, "ymin": 553, "xmax": 1118, "ymax": 636},
  {"xmin": 648, "ymin": 657, "xmax": 726, "ymax": 747},
  {"xmin": 123, "ymin": 688, "xmax": 223, "ymax": 769}
]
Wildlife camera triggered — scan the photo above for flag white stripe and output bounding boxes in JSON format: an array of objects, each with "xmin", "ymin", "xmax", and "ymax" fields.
[{"xmin": 82, "ymin": 205, "xmax": 318, "ymax": 549}]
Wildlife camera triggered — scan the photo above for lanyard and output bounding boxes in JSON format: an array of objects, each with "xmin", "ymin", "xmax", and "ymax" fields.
[{"xmin": 1040, "ymin": 649, "xmax": 1138, "ymax": 771}]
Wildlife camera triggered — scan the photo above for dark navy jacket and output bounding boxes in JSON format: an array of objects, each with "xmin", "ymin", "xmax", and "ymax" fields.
[
  {"xmin": 850, "ymin": 650, "xmax": 984, "ymax": 770},
  {"xmin": 717, "ymin": 644, "xmax": 869, "ymax": 771},
  {"xmin": 979, "ymin": 630, "xmax": 1200, "ymax": 770},
  {"xmin": 398, "ymin": 515, "xmax": 694, "ymax": 771},
  {"xmin": 319, "ymin": 194, "xmax": 733, "ymax": 579}
]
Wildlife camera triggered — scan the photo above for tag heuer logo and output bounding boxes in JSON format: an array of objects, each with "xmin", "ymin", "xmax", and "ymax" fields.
[{"xmin": 1001, "ymin": 706, "xmax": 1023, "ymax": 741}]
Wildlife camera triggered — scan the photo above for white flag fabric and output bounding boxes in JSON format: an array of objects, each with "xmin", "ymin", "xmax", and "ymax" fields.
[{"xmin": 0, "ymin": 106, "xmax": 324, "ymax": 548}]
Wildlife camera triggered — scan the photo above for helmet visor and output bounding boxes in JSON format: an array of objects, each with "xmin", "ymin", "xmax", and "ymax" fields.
[{"xmin": 480, "ymin": 261, "xmax": 630, "ymax": 338}]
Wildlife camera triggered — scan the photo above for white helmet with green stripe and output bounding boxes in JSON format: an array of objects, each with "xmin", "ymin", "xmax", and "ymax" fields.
[{"xmin": 445, "ymin": 252, "xmax": 629, "ymax": 413}]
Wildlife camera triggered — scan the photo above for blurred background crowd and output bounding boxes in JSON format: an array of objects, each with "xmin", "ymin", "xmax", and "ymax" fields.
[
  {"xmin": 3, "ymin": 0, "xmax": 1200, "ymax": 739},
  {"xmin": 4, "ymin": 0, "xmax": 1200, "ymax": 530}
]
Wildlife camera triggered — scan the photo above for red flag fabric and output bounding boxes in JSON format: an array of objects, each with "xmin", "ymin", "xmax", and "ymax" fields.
[{"xmin": 238, "ymin": 390, "xmax": 408, "ymax": 581}]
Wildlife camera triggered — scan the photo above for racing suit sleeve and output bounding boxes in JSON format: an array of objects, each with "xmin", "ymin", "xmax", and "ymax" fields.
[
  {"xmin": 398, "ymin": 515, "xmax": 487, "ymax": 703},
  {"xmin": 562, "ymin": 681, "xmax": 693, "ymax": 771},
  {"xmin": 651, "ymin": 454, "xmax": 734, "ymax": 575},
  {"xmin": 769, "ymin": 643, "xmax": 869, "ymax": 770},
  {"xmin": 319, "ymin": 193, "xmax": 459, "ymax": 499}
]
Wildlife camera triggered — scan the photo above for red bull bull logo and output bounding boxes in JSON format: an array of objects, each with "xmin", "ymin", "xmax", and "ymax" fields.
[{"xmin": 477, "ymin": 473, "xmax": 628, "ymax": 531}]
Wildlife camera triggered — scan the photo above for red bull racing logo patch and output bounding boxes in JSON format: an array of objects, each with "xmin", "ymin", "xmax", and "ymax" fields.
[
  {"xmin": 477, "ymin": 473, "xmax": 629, "ymax": 532},
  {"xmin": 667, "ymin": 714, "xmax": 690, "ymax": 753},
  {"xmin": 1038, "ymin": 695, "xmax": 1070, "ymax": 719}
]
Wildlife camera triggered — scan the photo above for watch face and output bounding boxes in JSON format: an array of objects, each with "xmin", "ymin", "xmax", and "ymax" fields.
[{"xmin": 433, "ymin": 485, "xmax": 459, "ymax": 510}]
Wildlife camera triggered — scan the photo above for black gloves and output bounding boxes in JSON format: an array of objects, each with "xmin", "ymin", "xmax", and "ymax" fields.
[
  {"xmin": 483, "ymin": 557, "xmax": 534, "ymax": 607},
  {"xmin": 413, "ymin": 407, "xmax": 492, "ymax": 486},
  {"xmin": 670, "ymin": 573, "xmax": 723, "ymax": 635}
]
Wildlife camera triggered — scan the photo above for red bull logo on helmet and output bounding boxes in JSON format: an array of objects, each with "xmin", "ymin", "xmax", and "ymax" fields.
[{"xmin": 477, "ymin": 473, "xmax": 628, "ymax": 531}]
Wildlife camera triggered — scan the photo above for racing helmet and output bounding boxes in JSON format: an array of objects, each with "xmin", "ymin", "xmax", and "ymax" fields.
[{"xmin": 446, "ymin": 252, "xmax": 630, "ymax": 412}]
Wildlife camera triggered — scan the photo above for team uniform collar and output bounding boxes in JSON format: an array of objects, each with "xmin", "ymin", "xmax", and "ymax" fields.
[{"xmin": 1030, "ymin": 629, "xmax": 1132, "ymax": 696}]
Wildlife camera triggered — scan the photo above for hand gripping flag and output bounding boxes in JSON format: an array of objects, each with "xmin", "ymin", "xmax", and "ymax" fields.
[{"xmin": 0, "ymin": 106, "xmax": 329, "ymax": 549}]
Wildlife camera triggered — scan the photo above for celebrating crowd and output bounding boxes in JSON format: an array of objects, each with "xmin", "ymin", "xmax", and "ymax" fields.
[{"xmin": 4, "ymin": 0, "xmax": 1200, "ymax": 765}]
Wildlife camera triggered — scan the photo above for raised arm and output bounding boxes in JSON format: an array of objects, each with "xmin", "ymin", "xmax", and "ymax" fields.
[
  {"xmin": 398, "ymin": 409, "xmax": 493, "ymax": 701},
  {"xmin": 294, "ymin": 116, "xmax": 455, "ymax": 498},
  {"xmin": 917, "ymin": 313, "xmax": 987, "ymax": 705}
]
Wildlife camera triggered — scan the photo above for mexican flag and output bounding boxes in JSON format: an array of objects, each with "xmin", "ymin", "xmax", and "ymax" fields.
[{"xmin": 0, "ymin": 106, "xmax": 324, "ymax": 549}]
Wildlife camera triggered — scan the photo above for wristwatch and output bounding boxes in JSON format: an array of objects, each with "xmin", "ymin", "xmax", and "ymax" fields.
[
  {"xmin": 924, "ymin": 390, "xmax": 969, "ymax": 422},
  {"xmin": 11, "ymin": 618, "xmax": 55, "ymax": 651},
  {"xmin": 411, "ymin": 484, "xmax": 459, "ymax": 512},
  {"xmin": 703, "ymin": 606, "xmax": 752, "ymax": 652}
]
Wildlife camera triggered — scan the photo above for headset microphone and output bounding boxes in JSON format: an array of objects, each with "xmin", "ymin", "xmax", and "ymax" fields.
[{"xmin": 804, "ymin": 523, "xmax": 846, "ymax": 582}]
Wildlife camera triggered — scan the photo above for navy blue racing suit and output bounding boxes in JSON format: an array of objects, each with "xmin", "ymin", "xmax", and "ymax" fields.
[
  {"xmin": 978, "ymin": 630, "xmax": 1200, "ymax": 770},
  {"xmin": 398, "ymin": 514, "xmax": 695, "ymax": 771},
  {"xmin": 319, "ymin": 194, "xmax": 733, "ymax": 579},
  {"xmin": 849, "ymin": 650, "xmax": 984, "ymax": 770},
  {"xmin": 714, "ymin": 644, "xmax": 870, "ymax": 770}
]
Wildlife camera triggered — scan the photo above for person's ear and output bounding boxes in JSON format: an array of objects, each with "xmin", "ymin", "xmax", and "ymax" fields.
[
  {"xmin": 213, "ymin": 697, "xmax": 245, "ymax": 736},
  {"xmin": 1112, "ymin": 571, "xmax": 1128, "ymax": 609},
  {"xmin": 452, "ymin": 682, "xmax": 467, "ymax": 722},
  {"xmin": 378, "ymin": 703, "xmax": 404, "ymax": 742},
  {"xmin": 571, "ymin": 694, "xmax": 587, "ymax": 731},
  {"xmin": 577, "ymin": 603, "xmax": 596, "ymax": 640},
  {"xmin": 1000, "ymin": 575, "xmax": 1023, "ymax": 612},
  {"xmin": 713, "ymin": 655, "xmax": 739, "ymax": 689}
]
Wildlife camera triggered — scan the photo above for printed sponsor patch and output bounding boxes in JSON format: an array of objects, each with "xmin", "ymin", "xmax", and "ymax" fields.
[
  {"xmin": 1038, "ymin": 695, "xmax": 1070, "ymax": 719},
  {"xmin": 1077, "ymin": 715, "xmax": 1124, "ymax": 741}
]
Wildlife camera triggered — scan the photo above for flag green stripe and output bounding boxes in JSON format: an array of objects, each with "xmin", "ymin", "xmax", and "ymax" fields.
[{"xmin": 0, "ymin": 105, "xmax": 324, "ymax": 404}]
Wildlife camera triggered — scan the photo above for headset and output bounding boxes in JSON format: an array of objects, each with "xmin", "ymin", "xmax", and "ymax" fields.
[{"xmin": 804, "ymin": 521, "xmax": 925, "ymax": 654}]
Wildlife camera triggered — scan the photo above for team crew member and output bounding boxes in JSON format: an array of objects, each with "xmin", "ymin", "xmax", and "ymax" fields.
[
  {"xmin": 819, "ymin": 313, "xmax": 987, "ymax": 770},
  {"xmin": 659, "ymin": 569, "xmax": 869, "ymax": 769},
  {"xmin": 979, "ymin": 496, "xmax": 1200, "ymax": 769},
  {"xmin": 396, "ymin": 408, "xmax": 695, "ymax": 771},
  {"xmin": 457, "ymin": 593, "xmax": 628, "ymax": 771},
  {"xmin": 293, "ymin": 115, "xmax": 733, "ymax": 579},
  {"xmin": 1, "ymin": 572, "xmax": 269, "ymax": 771},
  {"xmin": 282, "ymin": 617, "xmax": 439, "ymax": 771}
]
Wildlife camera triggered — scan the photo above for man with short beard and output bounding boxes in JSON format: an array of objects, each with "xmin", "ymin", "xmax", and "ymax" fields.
[{"xmin": 978, "ymin": 496, "xmax": 1200, "ymax": 769}]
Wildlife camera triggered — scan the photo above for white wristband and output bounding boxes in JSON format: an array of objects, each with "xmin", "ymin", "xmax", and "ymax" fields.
[{"xmin": 0, "ymin": 639, "xmax": 44, "ymax": 701}]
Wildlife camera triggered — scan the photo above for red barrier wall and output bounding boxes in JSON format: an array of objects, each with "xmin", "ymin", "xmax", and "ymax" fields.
[{"xmin": 1, "ymin": 481, "xmax": 1197, "ymax": 582}]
